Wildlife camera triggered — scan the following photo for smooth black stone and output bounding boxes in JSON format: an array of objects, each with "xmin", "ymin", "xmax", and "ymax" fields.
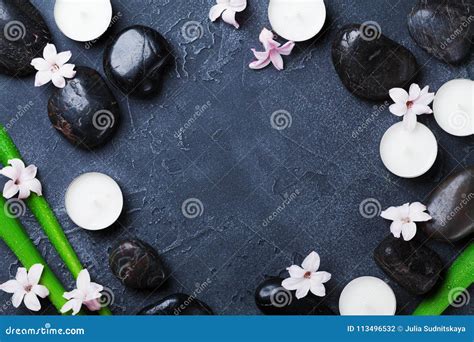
[
  {"xmin": 332, "ymin": 24, "xmax": 418, "ymax": 100},
  {"xmin": 255, "ymin": 277, "xmax": 334, "ymax": 315},
  {"xmin": 48, "ymin": 66, "xmax": 120, "ymax": 149},
  {"xmin": 0, "ymin": 0, "xmax": 52, "ymax": 76},
  {"xmin": 420, "ymin": 167, "xmax": 474, "ymax": 242},
  {"xmin": 374, "ymin": 235, "xmax": 443, "ymax": 295},
  {"xmin": 408, "ymin": 0, "xmax": 473, "ymax": 64},
  {"xmin": 109, "ymin": 239, "xmax": 166, "ymax": 289},
  {"xmin": 137, "ymin": 294, "xmax": 213, "ymax": 315},
  {"xmin": 103, "ymin": 25, "xmax": 171, "ymax": 97}
]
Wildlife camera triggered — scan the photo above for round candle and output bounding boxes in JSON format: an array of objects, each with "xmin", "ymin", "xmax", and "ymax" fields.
[
  {"xmin": 433, "ymin": 79, "xmax": 473, "ymax": 137},
  {"xmin": 268, "ymin": 0, "xmax": 326, "ymax": 42},
  {"xmin": 65, "ymin": 172, "xmax": 123, "ymax": 231},
  {"xmin": 339, "ymin": 276, "xmax": 396, "ymax": 315},
  {"xmin": 54, "ymin": 0, "xmax": 113, "ymax": 42},
  {"xmin": 380, "ymin": 122, "xmax": 438, "ymax": 178}
]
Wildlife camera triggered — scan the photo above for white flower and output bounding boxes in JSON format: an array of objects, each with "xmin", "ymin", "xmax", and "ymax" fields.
[
  {"xmin": 282, "ymin": 251, "xmax": 331, "ymax": 299},
  {"xmin": 30, "ymin": 43, "xmax": 76, "ymax": 88},
  {"xmin": 0, "ymin": 264, "xmax": 49, "ymax": 311},
  {"xmin": 381, "ymin": 202, "xmax": 432, "ymax": 241},
  {"xmin": 60, "ymin": 269, "xmax": 103, "ymax": 315},
  {"xmin": 0, "ymin": 159, "xmax": 42, "ymax": 200},
  {"xmin": 389, "ymin": 83, "xmax": 435, "ymax": 131},
  {"xmin": 209, "ymin": 0, "xmax": 247, "ymax": 29}
]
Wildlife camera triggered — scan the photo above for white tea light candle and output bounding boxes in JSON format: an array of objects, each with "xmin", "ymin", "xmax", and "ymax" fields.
[
  {"xmin": 380, "ymin": 122, "xmax": 438, "ymax": 178},
  {"xmin": 65, "ymin": 172, "xmax": 123, "ymax": 231},
  {"xmin": 54, "ymin": 0, "xmax": 113, "ymax": 42},
  {"xmin": 433, "ymin": 79, "xmax": 473, "ymax": 137},
  {"xmin": 268, "ymin": 0, "xmax": 326, "ymax": 42},
  {"xmin": 339, "ymin": 276, "xmax": 396, "ymax": 315}
]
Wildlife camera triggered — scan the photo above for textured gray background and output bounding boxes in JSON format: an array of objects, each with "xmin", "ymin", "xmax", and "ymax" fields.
[{"xmin": 0, "ymin": 0, "xmax": 472, "ymax": 315}]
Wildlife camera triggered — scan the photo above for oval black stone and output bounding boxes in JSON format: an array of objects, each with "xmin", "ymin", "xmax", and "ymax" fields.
[
  {"xmin": 420, "ymin": 167, "xmax": 474, "ymax": 242},
  {"xmin": 255, "ymin": 277, "xmax": 334, "ymax": 315},
  {"xmin": 109, "ymin": 239, "xmax": 166, "ymax": 290},
  {"xmin": 374, "ymin": 235, "xmax": 443, "ymax": 295},
  {"xmin": 103, "ymin": 25, "xmax": 171, "ymax": 98},
  {"xmin": 137, "ymin": 293, "xmax": 213, "ymax": 315},
  {"xmin": 0, "ymin": 0, "xmax": 52, "ymax": 76},
  {"xmin": 48, "ymin": 66, "xmax": 120, "ymax": 149},
  {"xmin": 332, "ymin": 24, "xmax": 419, "ymax": 100},
  {"xmin": 408, "ymin": 0, "xmax": 473, "ymax": 64}
]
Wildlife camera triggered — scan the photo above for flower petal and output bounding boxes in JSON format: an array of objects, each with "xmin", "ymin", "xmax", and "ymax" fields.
[
  {"xmin": 24, "ymin": 179, "xmax": 42, "ymax": 197},
  {"xmin": 32, "ymin": 284, "xmax": 49, "ymax": 298},
  {"xmin": 228, "ymin": 0, "xmax": 247, "ymax": 12},
  {"xmin": 0, "ymin": 166, "xmax": 19, "ymax": 180},
  {"xmin": 269, "ymin": 50, "xmax": 284, "ymax": 70},
  {"xmin": 60, "ymin": 299, "xmax": 79, "ymax": 314},
  {"xmin": 417, "ymin": 87, "xmax": 435, "ymax": 106},
  {"xmin": 389, "ymin": 88, "xmax": 408, "ymax": 104},
  {"xmin": 30, "ymin": 57, "xmax": 50, "ymax": 71},
  {"xmin": 277, "ymin": 41, "xmax": 295, "ymax": 56},
  {"xmin": 51, "ymin": 73, "xmax": 66, "ymax": 88},
  {"xmin": 209, "ymin": 4, "xmax": 226, "ymax": 21},
  {"xmin": 24, "ymin": 291, "xmax": 41, "ymax": 311},
  {"xmin": 403, "ymin": 111, "xmax": 417, "ymax": 131},
  {"xmin": 409, "ymin": 203, "xmax": 432, "ymax": 222},
  {"xmin": 43, "ymin": 43, "xmax": 57, "ymax": 62},
  {"xmin": 27, "ymin": 264, "xmax": 44, "ymax": 286},
  {"xmin": 55, "ymin": 51, "xmax": 72, "ymax": 66},
  {"xmin": 295, "ymin": 279, "xmax": 310, "ymax": 299},
  {"xmin": 411, "ymin": 103, "xmax": 432, "ymax": 115},
  {"xmin": 309, "ymin": 280, "xmax": 326, "ymax": 297},
  {"xmin": 59, "ymin": 64, "xmax": 76, "ymax": 78},
  {"xmin": 281, "ymin": 277, "xmax": 305, "ymax": 291},
  {"xmin": 221, "ymin": 9, "xmax": 239, "ymax": 28},
  {"xmin": 63, "ymin": 289, "xmax": 82, "ymax": 300},
  {"xmin": 301, "ymin": 251, "xmax": 320, "ymax": 272},
  {"xmin": 408, "ymin": 83, "xmax": 421, "ymax": 101},
  {"xmin": 389, "ymin": 103, "xmax": 408, "ymax": 116},
  {"xmin": 84, "ymin": 299, "xmax": 101, "ymax": 311},
  {"xmin": 34, "ymin": 70, "xmax": 52, "ymax": 87},
  {"xmin": 381, "ymin": 206, "xmax": 401, "ymax": 221},
  {"xmin": 401, "ymin": 222, "xmax": 417, "ymax": 241},
  {"xmin": 312, "ymin": 271, "xmax": 331, "ymax": 283},
  {"xmin": 11, "ymin": 290, "xmax": 25, "ymax": 308},
  {"xmin": 0, "ymin": 280, "xmax": 21, "ymax": 294},
  {"xmin": 9, "ymin": 159, "xmax": 25, "ymax": 170},
  {"xmin": 249, "ymin": 55, "xmax": 271, "ymax": 70},
  {"xmin": 76, "ymin": 269, "xmax": 91, "ymax": 291},
  {"xmin": 15, "ymin": 267, "xmax": 28, "ymax": 286},
  {"xmin": 20, "ymin": 165, "xmax": 37, "ymax": 182},
  {"xmin": 17, "ymin": 184, "xmax": 31, "ymax": 200},
  {"xmin": 3, "ymin": 180, "xmax": 19, "ymax": 199},
  {"xmin": 390, "ymin": 220, "xmax": 403, "ymax": 238},
  {"xmin": 286, "ymin": 265, "xmax": 305, "ymax": 278}
]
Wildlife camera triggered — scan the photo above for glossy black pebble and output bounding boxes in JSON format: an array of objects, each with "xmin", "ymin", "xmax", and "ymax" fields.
[
  {"xmin": 103, "ymin": 25, "xmax": 171, "ymax": 97},
  {"xmin": 0, "ymin": 0, "xmax": 52, "ymax": 76},
  {"xmin": 48, "ymin": 66, "xmax": 120, "ymax": 149},
  {"xmin": 408, "ymin": 0, "xmax": 473, "ymax": 64},
  {"xmin": 374, "ymin": 235, "xmax": 443, "ymax": 295},
  {"xmin": 109, "ymin": 239, "xmax": 166, "ymax": 290},
  {"xmin": 255, "ymin": 277, "xmax": 334, "ymax": 315},
  {"xmin": 332, "ymin": 24, "xmax": 418, "ymax": 100},
  {"xmin": 420, "ymin": 167, "xmax": 474, "ymax": 242},
  {"xmin": 137, "ymin": 293, "xmax": 213, "ymax": 315}
]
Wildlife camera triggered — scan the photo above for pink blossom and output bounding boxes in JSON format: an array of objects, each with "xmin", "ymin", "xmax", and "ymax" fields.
[{"xmin": 249, "ymin": 28, "xmax": 295, "ymax": 71}]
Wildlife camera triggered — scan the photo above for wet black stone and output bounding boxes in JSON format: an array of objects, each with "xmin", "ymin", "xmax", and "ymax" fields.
[
  {"xmin": 420, "ymin": 167, "xmax": 474, "ymax": 242},
  {"xmin": 137, "ymin": 293, "xmax": 213, "ymax": 315},
  {"xmin": 332, "ymin": 24, "xmax": 419, "ymax": 100},
  {"xmin": 0, "ymin": 0, "xmax": 52, "ymax": 76},
  {"xmin": 374, "ymin": 235, "xmax": 443, "ymax": 295},
  {"xmin": 48, "ymin": 66, "xmax": 120, "ymax": 149},
  {"xmin": 109, "ymin": 239, "xmax": 166, "ymax": 289},
  {"xmin": 408, "ymin": 0, "xmax": 473, "ymax": 64},
  {"xmin": 255, "ymin": 277, "xmax": 334, "ymax": 315},
  {"xmin": 103, "ymin": 25, "xmax": 171, "ymax": 97}
]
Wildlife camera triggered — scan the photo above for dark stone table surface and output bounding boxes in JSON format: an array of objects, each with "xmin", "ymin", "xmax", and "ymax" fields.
[{"xmin": 0, "ymin": 0, "xmax": 472, "ymax": 315}]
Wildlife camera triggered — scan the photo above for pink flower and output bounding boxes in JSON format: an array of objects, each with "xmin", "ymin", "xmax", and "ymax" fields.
[
  {"xmin": 381, "ymin": 202, "xmax": 432, "ymax": 241},
  {"xmin": 0, "ymin": 159, "xmax": 42, "ymax": 200},
  {"xmin": 249, "ymin": 28, "xmax": 295, "ymax": 71},
  {"xmin": 60, "ymin": 269, "xmax": 104, "ymax": 315},
  {"xmin": 389, "ymin": 84, "xmax": 435, "ymax": 131},
  {"xmin": 30, "ymin": 43, "xmax": 76, "ymax": 88},
  {"xmin": 209, "ymin": 0, "xmax": 247, "ymax": 29}
]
